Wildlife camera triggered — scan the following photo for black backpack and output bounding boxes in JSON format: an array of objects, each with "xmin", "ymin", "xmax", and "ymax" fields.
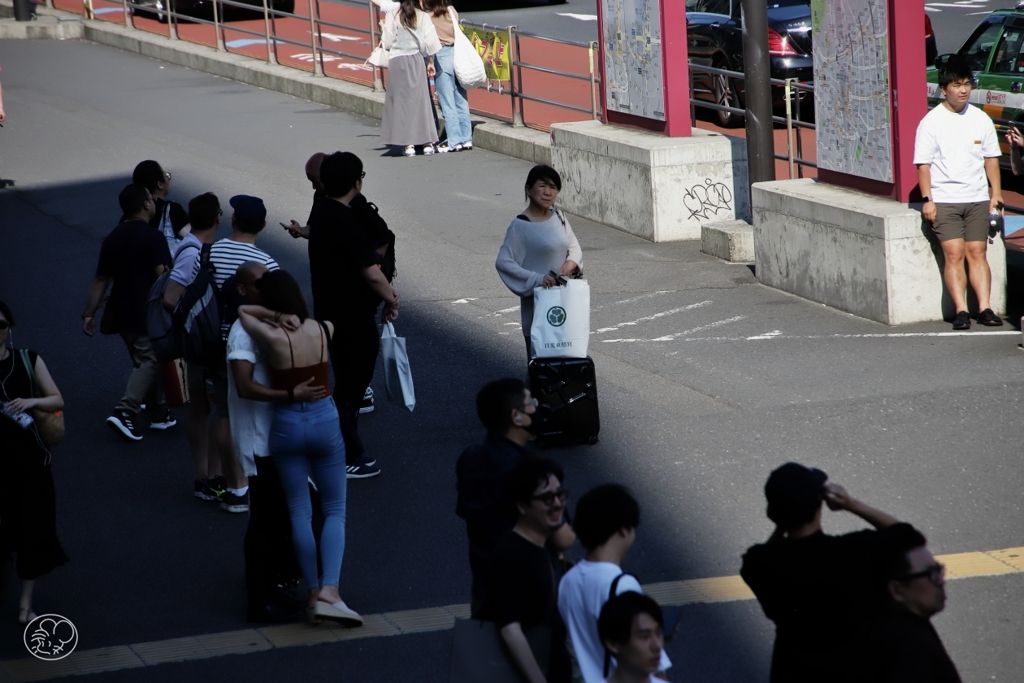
[
  {"xmin": 172, "ymin": 243, "xmax": 225, "ymax": 365},
  {"xmin": 146, "ymin": 241, "xmax": 199, "ymax": 362},
  {"xmin": 351, "ymin": 194, "xmax": 396, "ymax": 283}
]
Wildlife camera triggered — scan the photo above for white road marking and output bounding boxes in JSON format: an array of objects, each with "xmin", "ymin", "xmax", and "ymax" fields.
[
  {"xmin": 605, "ymin": 329, "xmax": 1019, "ymax": 344},
  {"xmin": 603, "ymin": 316, "xmax": 745, "ymax": 343},
  {"xmin": 556, "ymin": 12, "xmax": 597, "ymax": 21},
  {"xmin": 595, "ymin": 301, "xmax": 711, "ymax": 334},
  {"xmin": 320, "ymin": 32, "xmax": 361, "ymax": 42},
  {"xmin": 596, "ymin": 290, "xmax": 672, "ymax": 309},
  {"xmin": 494, "ymin": 305, "xmax": 521, "ymax": 315},
  {"xmin": 451, "ymin": 298, "xmax": 478, "ymax": 304}
]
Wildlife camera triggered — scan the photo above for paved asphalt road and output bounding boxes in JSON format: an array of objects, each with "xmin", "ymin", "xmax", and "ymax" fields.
[{"xmin": 2, "ymin": 38, "xmax": 1024, "ymax": 682}]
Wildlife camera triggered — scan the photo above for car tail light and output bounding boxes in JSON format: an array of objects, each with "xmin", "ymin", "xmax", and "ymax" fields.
[
  {"xmin": 768, "ymin": 27, "xmax": 799, "ymax": 56},
  {"xmin": 925, "ymin": 14, "xmax": 933, "ymax": 39}
]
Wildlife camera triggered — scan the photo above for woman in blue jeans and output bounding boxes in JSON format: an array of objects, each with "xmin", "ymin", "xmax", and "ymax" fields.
[
  {"xmin": 238, "ymin": 271, "xmax": 362, "ymax": 627},
  {"xmin": 423, "ymin": 0, "xmax": 473, "ymax": 151}
]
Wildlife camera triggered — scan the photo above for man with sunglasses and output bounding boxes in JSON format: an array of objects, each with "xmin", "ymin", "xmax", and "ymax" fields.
[
  {"xmin": 859, "ymin": 524, "xmax": 961, "ymax": 682},
  {"xmin": 483, "ymin": 457, "xmax": 573, "ymax": 683},
  {"xmin": 129, "ymin": 160, "xmax": 189, "ymax": 252}
]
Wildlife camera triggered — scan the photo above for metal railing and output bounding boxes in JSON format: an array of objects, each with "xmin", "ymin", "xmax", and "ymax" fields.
[
  {"xmin": 688, "ymin": 63, "xmax": 815, "ymax": 179},
  {"xmin": 68, "ymin": 0, "xmax": 599, "ymax": 130}
]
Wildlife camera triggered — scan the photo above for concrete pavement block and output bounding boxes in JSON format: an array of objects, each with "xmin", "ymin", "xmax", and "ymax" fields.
[
  {"xmin": 551, "ymin": 120, "xmax": 750, "ymax": 242},
  {"xmin": 701, "ymin": 219, "xmax": 754, "ymax": 262},
  {"xmin": 752, "ymin": 178, "xmax": 1007, "ymax": 325}
]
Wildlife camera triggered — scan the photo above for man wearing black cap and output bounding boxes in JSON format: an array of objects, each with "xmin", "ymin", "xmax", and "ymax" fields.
[
  {"xmin": 186, "ymin": 194, "xmax": 280, "ymax": 513},
  {"xmin": 307, "ymin": 152, "xmax": 399, "ymax": 479},
  {"xmin": 740, "ymin": 462, "xmax": 899, "ymax": 683}
]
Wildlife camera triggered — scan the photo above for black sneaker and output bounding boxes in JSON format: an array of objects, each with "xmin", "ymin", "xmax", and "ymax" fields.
[
  {"xmin": 346, "ymin": 461, "xmax": 381, "ymax": 479},
  {"xmin": 952, "ymin": 311, "xmax": 971, "ymax": 330},
  {"xmin": 150, "ymin": 409, "xmax": 177, "ymax": 430},
  {"xmin": 220, "ymin": 491, "xmax": 249, "ymax": 513},
  {"xmin": 977, "ymin": 308, "xmax": 1004, "ymax": 326},
  {"xmin": 206, "ymin": 476, "xmax": 227, "ymax": 500},
  {"xmin": 107, "ymin": 411, "xmax": 142, "ymax": 441},
  {"xmin": 194, "ymin": 479, "xmax": 220, "ymax": 501},
  {"xmin": 359, "ymin": 387, "xmax": 374, "ymax": 414}
]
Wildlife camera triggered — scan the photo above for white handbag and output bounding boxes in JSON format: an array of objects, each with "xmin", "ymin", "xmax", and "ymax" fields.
[
  {"xmin": 530, "ymin": 279, "xmax": 591, "ymax": 359},
  {"xmin": 367, "ymin": 12, "xmax": 394, "ymax": 68},
  {"xmin": 452, "ymin": 9, "xmax": 487, "ymax": 89},
  {"xmin": 381, "ymin": 322, "xmax": 416, "ymax": 411}
]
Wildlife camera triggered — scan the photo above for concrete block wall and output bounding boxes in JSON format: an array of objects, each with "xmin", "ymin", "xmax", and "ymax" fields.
[
  {"xmin": 753, "ymin": 178, "xmax": 1006, "ymax": 325},
  {"xmin": 551, "ymin": 121, "xmax": 750, "ymax": 242}
]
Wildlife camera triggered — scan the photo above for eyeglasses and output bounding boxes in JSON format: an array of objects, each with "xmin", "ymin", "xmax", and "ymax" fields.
[
  {"xmin": 520, "ymin": 397, "xmax": 539, "ymax": 410},
  {"xmin": 361, "ymin": 171, "xmax": 366, "ymax": 179},
  {"xmin": 164, "ymin": 171, "xmax": 172, "ymax": 181},
  {"xmin": 531, "ymin": 487, "xmax": 568, "ymax": 506},
  {"xmin": 0, "ymin": 320, "xmax": 9, "ymax": 330},
  {"xmin": 898, "ymin": 563, "xmax": 945, "ymax": 585}
]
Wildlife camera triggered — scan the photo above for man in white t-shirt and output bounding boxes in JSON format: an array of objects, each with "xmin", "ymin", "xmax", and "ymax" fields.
[
  {"xmin": 558, "ymin": 485, "xmax": 672, "ymax": 683},
  {"xmin": 914, "ymin": 55, "xmax": 1004, "ymax": 330}
]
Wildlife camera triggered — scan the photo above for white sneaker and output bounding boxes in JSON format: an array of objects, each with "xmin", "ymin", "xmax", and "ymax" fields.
[
  {"xmin": 436, "ymin": 143, "xmax": 451, "ymax": 153},
  {"xmin": 403, "ymin": 145, "xmax": 416, "ymax": 157},
  {"xmin": 462, "ymin": 141, "xmax": 473, "ymax": 151},
  {"xmin": 423, "ymin": 144, "xmax": 436, "ymax": 155}
]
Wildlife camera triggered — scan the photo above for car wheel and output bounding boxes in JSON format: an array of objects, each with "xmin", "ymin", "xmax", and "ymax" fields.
[{"xmin": 713, "ymin": 61, "xmax": 743, "ymax": 128}]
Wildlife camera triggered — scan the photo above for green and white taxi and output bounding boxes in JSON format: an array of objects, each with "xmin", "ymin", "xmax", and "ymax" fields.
[{"xmin": 927, "ymin": 2, "xmax": 1024, "ymax": 132}]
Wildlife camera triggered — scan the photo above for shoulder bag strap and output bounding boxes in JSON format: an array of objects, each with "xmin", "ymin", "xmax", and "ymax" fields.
[
  {"xmin": 18, "ymin": 349, "xmax": 38, "ymax": 398},
  {"xmin": 603, "ymin": 572, "xmax": 633, "ymax": 678}
]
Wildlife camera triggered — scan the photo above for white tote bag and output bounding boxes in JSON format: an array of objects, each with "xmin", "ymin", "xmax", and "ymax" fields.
[
  {"xmin": 530, "ymin": 279, "xmax": 590, "ymax": 359},
  {"xmin": 452, "ymin": 11, "xmax": 488, "ymax": 90},
  {"xmin": 381, "ymin": 321, "xmax": 416, "ymax": 411}
]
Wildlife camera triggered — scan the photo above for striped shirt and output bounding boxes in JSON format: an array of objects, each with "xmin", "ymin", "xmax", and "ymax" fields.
[
  {"xmin": 188, "ymin": 238, "xmax": 280, "ymax": 338},
  {"xmin": 188, "ymin": 238, "xmax": 279, "ymax": 289}
]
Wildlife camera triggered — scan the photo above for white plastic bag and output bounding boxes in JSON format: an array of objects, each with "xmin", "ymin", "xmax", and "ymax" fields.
[
  {"xmin": 530, "ymin": 279, "xmax": 590, "ymax": 359},
  {"xmin": 381, "ymin": 321, "xmax": 415, "ymax": 411},
  {"xmin": 453, "ymin": 18, "xmax": 488, "ymax": 89}
]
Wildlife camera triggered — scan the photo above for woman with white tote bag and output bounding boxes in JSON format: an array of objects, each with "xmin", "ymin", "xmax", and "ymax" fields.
[{"xmin": 495, "ymin": 164, "xmax": 583, "ymax": 359}]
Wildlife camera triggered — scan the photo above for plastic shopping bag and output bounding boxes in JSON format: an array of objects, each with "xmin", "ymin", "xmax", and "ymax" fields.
[
  {"xmin": 381, "ymin": 321, "xmax": 415, "ymax": 411},
  {"xmin": 530, "ymin": 279, "xmax": 590, "ymax": 359}
]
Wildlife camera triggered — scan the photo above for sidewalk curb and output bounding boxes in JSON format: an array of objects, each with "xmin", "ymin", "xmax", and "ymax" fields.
[
  {"xmin": 0, "ymin": 1, "xmax": 83, "ymax": 38},
  {"xmin": 2, "ymin": 0, "xmax": 552, "ymax": 165}
]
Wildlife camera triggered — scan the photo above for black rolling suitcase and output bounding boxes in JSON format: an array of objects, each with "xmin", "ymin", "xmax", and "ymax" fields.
[{"xmin": 528, "ymin": 356, "xmax": 600, "ymax": 445}]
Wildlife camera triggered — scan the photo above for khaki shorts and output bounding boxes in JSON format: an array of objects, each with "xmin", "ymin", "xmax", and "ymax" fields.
[{"xmin": 932, "ymin": 201, "xmax": 989, "ymax": 242}]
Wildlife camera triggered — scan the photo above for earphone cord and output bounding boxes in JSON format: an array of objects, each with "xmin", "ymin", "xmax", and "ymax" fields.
[{"xmin": 1, "ymin": 338, "xmax": 53, "ymax": 465}]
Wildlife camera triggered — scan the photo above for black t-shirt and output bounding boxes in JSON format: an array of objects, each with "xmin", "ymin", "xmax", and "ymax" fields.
[
  {"xmin": 456, "ymin": 435, "xmax": 534, "ymax": 597},
  {"xmin": 484, "ymin": 531, "xmax": 562, "ymax": 629},
  {"xmin": 307, "ymin": 198, "xmax": 381, "ymax": 322},
  {"xmin": 306, "ymin": 188, "xmax": 325, "ymax": 228},
  {"xmin": 857, "ymin": 608, "xmax": 962, "ymax": 683},
  {"xmin": 96, "ymin": 219, "xmax": 171, "ymax": 335},
  {"xmin": 740, "ymin": 529, "xmax": 882, "ymax": 682}
]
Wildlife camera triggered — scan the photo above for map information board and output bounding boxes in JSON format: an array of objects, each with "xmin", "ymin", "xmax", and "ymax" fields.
[
  {"xmin": 602, "ymin": 0, "xmax": 665, "ymax": 121},
  {"xmin": 811, "ymin": 0, "xmax": 893, "ymax": 183}
]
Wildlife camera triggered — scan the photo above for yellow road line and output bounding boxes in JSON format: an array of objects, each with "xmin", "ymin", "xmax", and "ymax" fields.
[{"xmin": 2, "ymin": 546, "xmax": 1022, "ymax": 682}]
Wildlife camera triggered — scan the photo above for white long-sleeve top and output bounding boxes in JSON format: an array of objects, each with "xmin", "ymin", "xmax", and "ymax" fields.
[
  {"xmin": 495, "ymin": 208, "xmax": 583, "ymax": 335},
  {"xmin": 381, "ymin": 7, "xmax": 441, "ymax": 58}
]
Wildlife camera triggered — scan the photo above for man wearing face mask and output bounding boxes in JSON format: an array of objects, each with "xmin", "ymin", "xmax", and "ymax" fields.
[{"xmin": 456, "ymin": 378, "xmax": 574, "ymax": 618}]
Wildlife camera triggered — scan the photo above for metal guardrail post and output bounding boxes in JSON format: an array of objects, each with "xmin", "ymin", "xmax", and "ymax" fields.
[
  {"xmin": 689, "ymin": 66, "xmax": 696, "ymax": 126},
  {"xmin": 212, "ymin": 0, "xmax": 225, "ymax": 51},
  {"xmin": 795, "ymin": 86, "xmax": 804, "ymax": 178},
  {"xmin": 84, "ymin": 0, "xmax": 93, "ymax": 20},
  {"xmin": 122, "ymin": 0, "xmax": 130, "ymax": 27},
  {"xmin": 262, "ymin": 0, "xmax": 277, "ymax": 65},
  {"xmin": 167, "ymin": 2, "xmax": 178, "ymax": 40},
  {"xmin": 784, "ymin": 78, "xmax": 795, "ymax": 179},
  {"xmin": 510, "ymin": 26, "xmax": 524, "ymax": 127},
  {"xmin": 369, "ymin": 2, "xmax": 383, "ymax": 92},
  {"xmin": 588, "ymin": 41, "xmax": 598, "ymax": 121},
  {"xmin": 741, "ymin": 0, "xmax": 776, "ymax": 185},
  {"xmin": 308, "ymin": 0, "xmax": 323, "ymax": 76}
]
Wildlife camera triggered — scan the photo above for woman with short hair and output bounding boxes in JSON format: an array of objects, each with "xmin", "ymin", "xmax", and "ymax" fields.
[{"xmin": 496, "ymin": 165, "xmax": 583, "ymax": 358}]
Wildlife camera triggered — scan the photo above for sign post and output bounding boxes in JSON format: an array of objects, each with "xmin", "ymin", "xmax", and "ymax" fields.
[
  {"xmin": 811, "ymin": 0, "xmax": 927, "ymax": 202},
  {"xmin": 594, "ymin": 0, "xmax": 691, "ymax": 137}
]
